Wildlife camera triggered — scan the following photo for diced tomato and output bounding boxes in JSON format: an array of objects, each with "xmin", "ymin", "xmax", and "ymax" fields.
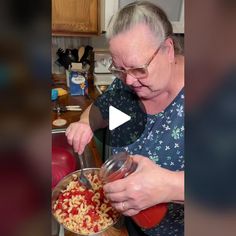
[
  {"xmin": 58, "ymin": 194, "xmax": 65, "ymax": 201},
  {"xmin": 88, "ymin": 208, "xmax": 95, "ymax": 216},
  {"xmin": 56, "ymin": 202, "xmax": 63, "ymax": 210},
  {"xmin": 93, "ymin": 225, "xmax": 99, "ymax": 232},
  {"xmin": 85, "ymin": 190, "xmax": 94, "ymax": 204},
  {"xmin": 59, "ymin": 191, "xmax": 72, "ymax": 200},
  {"xmin": 98, "ymin": 188, "xmax": 105, "ymax": 200},
  {"xmin": 63, "ymin": 212, "xmax": 69, "ymax": 218},
  {"xmin": 82, "ymin": 220, "xmax": 87, "ymax": 228},
  {"xmin": 71, "ymin": 207, "xmax": 78, "ymax": 215},
  {"xmin": 88, "ymin": 209, "xmax": 100, "ymax": 222},
  {"xmin": 106, "ymin": 209, "xmax": 115, "ymax": 218}
]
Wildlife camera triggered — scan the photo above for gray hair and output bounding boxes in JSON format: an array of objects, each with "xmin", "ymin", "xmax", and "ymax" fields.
[{"xmin": 106, "ymin": 1, "xmax": 182, "ymax": 54}]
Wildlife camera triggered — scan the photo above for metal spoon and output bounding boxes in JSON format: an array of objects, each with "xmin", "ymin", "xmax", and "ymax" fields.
[{"xmin": 77, "ymin": 153, "xmax": 93, "ymax": 190}]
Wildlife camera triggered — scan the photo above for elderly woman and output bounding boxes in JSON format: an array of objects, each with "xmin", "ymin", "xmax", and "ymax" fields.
[{"xmin": 66, "ymin": 1, "xmax": 184, "ymax": 235}]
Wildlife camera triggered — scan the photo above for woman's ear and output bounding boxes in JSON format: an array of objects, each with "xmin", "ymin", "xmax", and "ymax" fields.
[{"xmin": 164, "ymin": 38, "xmax": 175, "ymax": 63}]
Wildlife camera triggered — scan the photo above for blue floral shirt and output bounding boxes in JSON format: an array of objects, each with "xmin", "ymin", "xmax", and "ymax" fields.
[{"xmin": 95, "ymin": 79, "xmax": 184, "ymax": 236}]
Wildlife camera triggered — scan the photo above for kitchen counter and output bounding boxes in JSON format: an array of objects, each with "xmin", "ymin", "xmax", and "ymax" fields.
[{"xmin": 52, "ymin": 73, "xmax": 100, "ymax": 129}]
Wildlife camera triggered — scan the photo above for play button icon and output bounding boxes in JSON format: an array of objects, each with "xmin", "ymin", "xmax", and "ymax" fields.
[
  {"xmin": 89, "ymin": 84, "xmax": 147, "ymax": 148},
  {"xmin": 109, "ymin": 105, "xmax": 131, "ymax": 131}
]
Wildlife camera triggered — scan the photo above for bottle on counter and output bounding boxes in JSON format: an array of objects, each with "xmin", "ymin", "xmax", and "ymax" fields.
[{"xmin": 100, "ymin": 152, "xmax": 168, "ymax": 229}]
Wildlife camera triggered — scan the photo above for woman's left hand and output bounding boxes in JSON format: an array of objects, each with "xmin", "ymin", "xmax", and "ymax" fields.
[{"xmin": 103, "ymin": 154, "xmax": 184, "ymax": 216}]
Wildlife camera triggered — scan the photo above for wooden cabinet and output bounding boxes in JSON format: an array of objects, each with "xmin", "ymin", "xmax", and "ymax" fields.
[{"xmin": 52, "ymin": 0, "xmax": 100, "ymax": 36}]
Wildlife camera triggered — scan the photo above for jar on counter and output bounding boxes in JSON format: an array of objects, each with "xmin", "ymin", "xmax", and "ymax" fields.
[{"xmin": 100, "ymin": 152, "xmax": 168, "ymax": 229}]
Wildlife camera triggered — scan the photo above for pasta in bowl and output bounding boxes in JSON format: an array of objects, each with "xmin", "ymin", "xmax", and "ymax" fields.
[{"xmin": 52, "ymin": 168, "xmax": 120, "ymax": 235}]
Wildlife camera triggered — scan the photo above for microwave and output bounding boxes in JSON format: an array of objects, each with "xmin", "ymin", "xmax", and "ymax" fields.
[{"xmin": 101, "ymin": 0, "xmax": 184, "ymax": 34}]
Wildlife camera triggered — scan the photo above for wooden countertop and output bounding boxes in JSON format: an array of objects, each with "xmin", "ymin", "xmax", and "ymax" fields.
[{"xmin": 52, "ymin": 73, "xmax": 100, "ymax": 129}]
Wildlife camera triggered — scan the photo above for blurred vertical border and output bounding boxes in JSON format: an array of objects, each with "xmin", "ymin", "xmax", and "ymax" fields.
[
  {"xmin": 186, "ymin": 0, "xmax": 236, "ymax": 235},
  {"xmin": 0, "ymin": 0, "xmax": 51, "ymax": 235}
]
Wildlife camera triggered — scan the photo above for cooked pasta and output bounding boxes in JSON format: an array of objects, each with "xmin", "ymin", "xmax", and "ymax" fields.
[{"xmin": 52, "ymin": 172, "xmax": 119, "ymax": 234}]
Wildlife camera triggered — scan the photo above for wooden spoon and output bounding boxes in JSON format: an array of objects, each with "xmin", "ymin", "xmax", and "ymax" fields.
[{"xmin": 78, "ymin": 46, "xmax": 85, "ymax": 62}]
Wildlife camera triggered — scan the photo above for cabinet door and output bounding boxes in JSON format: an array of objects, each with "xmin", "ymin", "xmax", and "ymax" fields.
[{"xmin": 52, "ymin": 0, "xmax": 100, "ymax": 36}]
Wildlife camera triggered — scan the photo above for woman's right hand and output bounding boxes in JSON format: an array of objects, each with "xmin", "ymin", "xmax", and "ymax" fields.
[{"xmin": 65, "ymin": 121, "xmax": 93, "ymax": 154}]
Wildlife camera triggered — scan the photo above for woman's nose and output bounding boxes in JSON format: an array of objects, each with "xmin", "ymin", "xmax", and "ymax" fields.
[{"xmin": 125, "ymin": 73, "xmax": 137, "ymax": 86}]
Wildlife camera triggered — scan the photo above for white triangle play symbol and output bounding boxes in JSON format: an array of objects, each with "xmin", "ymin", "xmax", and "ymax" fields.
[{"xmin": 109, "ymin": 105, "xmax": 131, "ymax": 131}]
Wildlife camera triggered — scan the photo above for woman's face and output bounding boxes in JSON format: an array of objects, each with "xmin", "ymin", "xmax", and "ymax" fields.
[{"xmin": 109, "ymin": 23, "xmax": 175, "ymax": 100}]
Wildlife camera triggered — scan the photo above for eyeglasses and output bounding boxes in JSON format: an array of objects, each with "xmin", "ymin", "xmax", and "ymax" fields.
[{"xmin": 108, "ymin": 46, "xmax": 161, "ymax": 80}]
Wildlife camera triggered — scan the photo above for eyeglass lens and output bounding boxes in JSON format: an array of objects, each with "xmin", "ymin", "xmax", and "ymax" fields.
[{"xmin": 110, "ymin": 67, "xmax": 148, "ymax": 79}]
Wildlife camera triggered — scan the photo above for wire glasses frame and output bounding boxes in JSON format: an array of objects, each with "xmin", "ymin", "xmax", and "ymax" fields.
[{"xmin": 108, "ymin": 45, "xmax": 162, "ymax": 80}]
